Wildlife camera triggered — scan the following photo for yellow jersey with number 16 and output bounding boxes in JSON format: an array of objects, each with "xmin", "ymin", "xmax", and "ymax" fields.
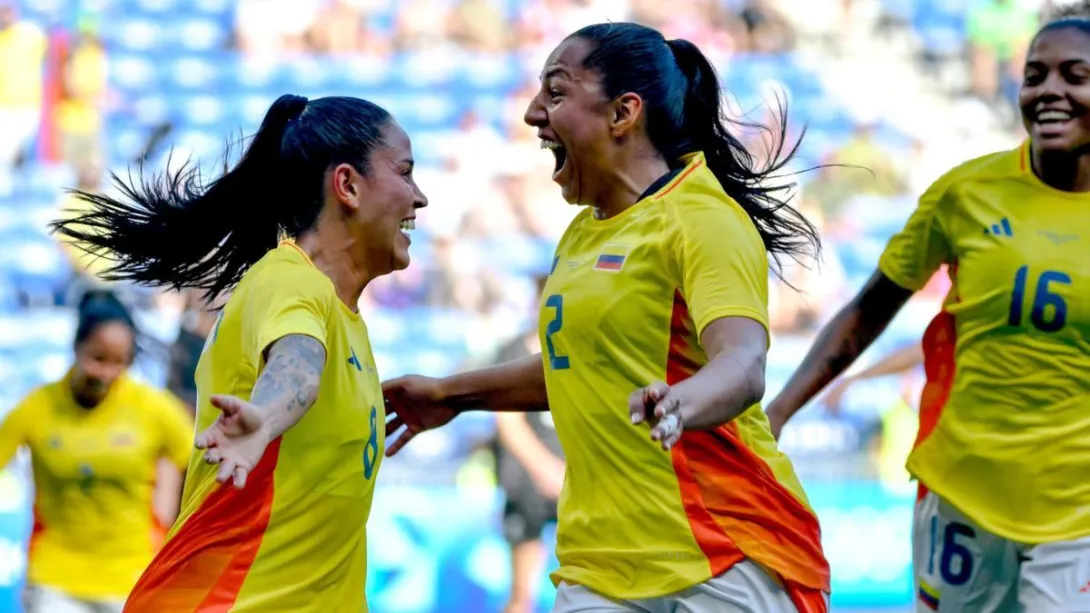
[
  {"xmin": 879, "ymin": 143, "xmax": 1090, "ymax": 544},
  {"xmin": 125, "ymin": 241, "xmax": 385, "ymax": 613}
]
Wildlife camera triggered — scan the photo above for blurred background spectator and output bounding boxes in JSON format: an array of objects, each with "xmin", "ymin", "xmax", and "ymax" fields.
[
  {"xmin": 0, "ymin": 0, "xmax": 1069, "ymax": 611},
  {"xmin": 0, "ymin": 1, "xmax": 46, "ymax": 196}
]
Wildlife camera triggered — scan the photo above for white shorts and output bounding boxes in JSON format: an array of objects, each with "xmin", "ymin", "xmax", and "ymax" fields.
[
  {"xmin": 913, "ymin": 490, "xmax": 1090, "ymax": 613},
  {"xmin": 24, "ymin": 584, "xmax": 125, "ymax": 613},
  {"xmin": 552, "ymin": 559, "xmax": 820, "ymax": 613}
]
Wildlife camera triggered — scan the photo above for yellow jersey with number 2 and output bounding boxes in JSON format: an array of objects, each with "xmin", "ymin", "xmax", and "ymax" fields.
[
  {"xmin": 880, "ymin": 143, "xmax": 1090, "ymax": 544},
  {"xmin": 539, "ymin": 152, "xmax": 829, "ymax": 605}
]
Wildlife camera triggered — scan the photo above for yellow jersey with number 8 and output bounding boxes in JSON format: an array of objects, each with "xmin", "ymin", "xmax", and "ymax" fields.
[
  {"xmin": 125, "ymin": 241, "xmax": 385, "ymax": 612},
  {"xmin": 880, "ymin": 143, "xmax": 1090, "ymax": 543}
]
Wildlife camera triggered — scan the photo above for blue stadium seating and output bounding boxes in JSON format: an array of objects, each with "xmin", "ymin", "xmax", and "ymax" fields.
[{"xmin": 1, "ymin": 0, "xmax": 926, "ymax": 454}]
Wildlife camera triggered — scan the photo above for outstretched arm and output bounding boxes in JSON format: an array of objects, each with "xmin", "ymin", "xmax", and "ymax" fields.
[
  {"xmin": 765, "ymin": 271, "xmax": 914, "ymax": 437},
  {"xmin": 630, "ymin": 316, "xmax": 768, "ymax": 449},
  {"xmin": 442, "ymin": 354, "xmax": 549, "ymax": 413},
  {"xmin": 197, "ymin": 334, "xmax": 326, "ymax": 487},
  {"xmin": 247, "ymin": 334, "xmax": 327, "ymax": 436},
  {"xmin": 382, "ymin": 354, "xmax": 548, "ymax": 457}
]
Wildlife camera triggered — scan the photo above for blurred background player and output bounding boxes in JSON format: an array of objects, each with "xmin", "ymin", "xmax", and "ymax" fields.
[
  {"xmin": 384, "ymin": 22, "xmax": 829, "ymax": 612},
  {"xmin": 53, "ymin": 94, "xmax": 428, "ymax": 612},
  {"xmin": 0, "ymin": 290, "xmax": 192, "ymax": 613},
  {"xmin": 765, "ymin": 11, "xmax": 1090, "ymax": 613},
  {"xmin": 493, "ymin": 275, "xmax": 564, "ymax": 613}
]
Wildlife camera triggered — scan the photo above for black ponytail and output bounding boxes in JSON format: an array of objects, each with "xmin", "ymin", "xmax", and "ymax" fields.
[
  {"xmin": 666, "ymin": 38, "xmax": 819, "ymax": 270},
  {"xmin": 51, "ymin": 94, "xmax": 393, "ymax": 300},
  {"xmin": 572, "ymin": 23, "xmax": 821, "ymax": 277},
  {"xmin": 75, "ymin": 289, "xmax": 137, "ymax": 351}
]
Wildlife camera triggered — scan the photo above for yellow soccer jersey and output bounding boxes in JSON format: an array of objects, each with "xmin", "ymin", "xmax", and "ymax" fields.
[
  {"xmin": 540, "ymin": 153, "xmax": 829, "ymax": 601},
  {"xmin": 880, "ymin": 143, "xmax": 1090, "ymax": 543},
  {"xmin": 125, "ymin": 241, "xmax": 385, "ymax": 613},
  {"xmin": 0, "ymin": 374, "xmax": 193, "ymax": 600}
]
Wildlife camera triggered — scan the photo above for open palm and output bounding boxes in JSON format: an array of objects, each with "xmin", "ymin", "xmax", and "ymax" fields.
[{"xmin": 195, "ymin": 395, "xmax": 270, "ymax": 489}]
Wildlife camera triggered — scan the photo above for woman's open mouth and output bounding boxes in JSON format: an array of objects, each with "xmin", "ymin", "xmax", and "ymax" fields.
[
  {"xmin": 399, "ymin": 218, "xmax": 414, "ymax": 244},
  {"xmin": 541, "ymin": 138, "xmax": 568, "ymax": 179}
]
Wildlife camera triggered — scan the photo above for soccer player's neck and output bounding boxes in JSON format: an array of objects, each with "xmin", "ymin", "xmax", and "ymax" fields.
[
  {"xmin": 1030, "ymin": 146, "xmax": 1090, "ymax": 193},
  {"xmin": 589, "ymin": 149, "xmax": 671, "ymax": 220},
  {"xmin": 295, "ymin": 231, "xmax": 368, "ymax": 313}
]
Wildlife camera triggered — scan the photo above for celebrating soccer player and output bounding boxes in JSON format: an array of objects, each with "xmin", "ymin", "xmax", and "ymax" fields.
[
  {"xmin": 0, "ymin": 290, "xmax": 192, "ymax": 613},
  {"xmin": 765, "ymin": 13, "xmax": 1090, "ymax": 613},
  {"xmin": 51, "ymin": 94, "xmax": 427, "ymax": 612},
  {"xmin": 384, "ymin": 22, "xmax": 830, "ymax": 613}
]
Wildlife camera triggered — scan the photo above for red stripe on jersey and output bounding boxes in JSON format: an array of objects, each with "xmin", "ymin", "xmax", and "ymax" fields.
[
  {"xmin": 665, "ymin": 293, "xmax": 829, "ymax": 592},
  {"xmin": 124, "ymin": 438, "xmax": 282, "ymax": 612}
]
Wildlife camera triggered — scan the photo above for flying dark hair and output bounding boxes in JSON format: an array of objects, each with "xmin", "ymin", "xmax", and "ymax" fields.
[
  {"xmin": 569, "ymin": 23, "xmax": 820, "ymax": 274},
  {"xmin": 75, "ymin": 289, "xmax": 137, "ymax": 349},
  {"xmin": 50, "ymin": 94, "xmax": 394, "ymax": 300}
]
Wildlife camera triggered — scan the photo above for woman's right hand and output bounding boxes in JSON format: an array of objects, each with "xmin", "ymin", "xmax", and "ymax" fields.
[
  {"xmin": 196, "ymin": 395, "xmax": 270, "ymax": 488},
  {"xmin": 382, "ymin": 375, "xmax": 460, "ymax": 456}
]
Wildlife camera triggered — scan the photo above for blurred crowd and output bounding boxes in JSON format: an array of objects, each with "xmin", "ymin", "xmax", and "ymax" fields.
[
  {"xmin": 0, "ymin": 0, "xmax": 1066, "ymax": 489},
  {"xmin": 234, "ymin": 0, "xmax": 798, "ymax": 58}
]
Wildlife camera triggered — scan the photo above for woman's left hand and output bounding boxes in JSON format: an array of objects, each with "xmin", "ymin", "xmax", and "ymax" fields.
[{"xmin": 628, "ymin": 381, "xmax": 685, "ymax": 451}]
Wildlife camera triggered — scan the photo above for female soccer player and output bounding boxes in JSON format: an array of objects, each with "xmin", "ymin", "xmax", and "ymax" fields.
[
  {"xmin": 0, "ymin": 290, "xmax": 192, "ymax": 613},
  {"xmin": 764, "ymin": 15, "xmax": 1090, "ymax": 613},
  {"xmin": 384, "ymin": 22, "xmax": 829, "ymax": 613},
  {"xmin": 51, "ymin": 94, "xmax": 427, "ymax": 612}
]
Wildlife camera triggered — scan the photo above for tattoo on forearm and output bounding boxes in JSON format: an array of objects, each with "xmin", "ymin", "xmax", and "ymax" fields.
[{"xmin": 251, "ymin": 335, "xmax": 326, "ymax": 412}]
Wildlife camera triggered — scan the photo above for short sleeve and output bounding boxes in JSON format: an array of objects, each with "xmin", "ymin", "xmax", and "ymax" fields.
[
  {"xmin": 878, "ymin": 177, "xmax": 954, "ymax": 292},
  {"xmin": 669, "ymin": 197, "xmax": 770, "ymax": 338},
  {"xmin": 241, "ymin": 262, "xmax": 331, "ymax": 368},
  {"xmin": 0, "ymin": 392, "xmax": 36, "ymax": 468},
  {"xmin": 148, "ymin": 389, "xmax": 195, "ymax": 469}
]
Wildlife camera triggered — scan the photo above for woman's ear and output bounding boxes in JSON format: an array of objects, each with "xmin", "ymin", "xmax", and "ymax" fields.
[
  {"xmin": 330, "ymin": 163, "xmax": 361, "ymax": 210},
  {"xmin": 610, "ymin": 92, "xmax": 644, "ymax": 138}
]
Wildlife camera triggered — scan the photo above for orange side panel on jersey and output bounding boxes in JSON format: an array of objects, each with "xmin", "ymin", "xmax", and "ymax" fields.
[
  {"xmin": 29, "ymin": 504, "xmax": 43, "ymax": 556},
  {"xmin": 665, "ymin": 292, "xmax": 830, "ymax": 592},
  {"xmin": 915, "ymin": 278, "xmax": 959, "ymax": 501},
  {"xmin": 665, "ymin": 290, "xmax": 741, "ymax": 573},
  {"xmin": 124, "ymin": 438, "xmax": 282, "ymax": 612}
]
